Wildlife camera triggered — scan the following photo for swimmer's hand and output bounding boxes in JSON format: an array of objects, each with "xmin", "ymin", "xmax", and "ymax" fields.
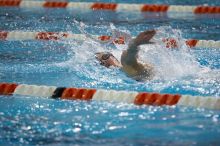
[{"xmin": 133, "ymin": 30, "xmax": 156, "ymax": 46}]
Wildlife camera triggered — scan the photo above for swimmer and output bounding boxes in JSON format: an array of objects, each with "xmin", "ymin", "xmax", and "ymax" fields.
[{"xmin": 95, "ymin": 30, "xmax": 156, "ymax": 81}]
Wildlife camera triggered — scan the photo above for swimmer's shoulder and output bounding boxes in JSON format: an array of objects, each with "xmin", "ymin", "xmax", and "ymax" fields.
[{"xmin": 121, "ymin": 57, "xmax": 155, "ymax": 81}]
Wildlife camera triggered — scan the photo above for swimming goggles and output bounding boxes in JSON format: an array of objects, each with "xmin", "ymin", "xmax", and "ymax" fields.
[{"xmin": 101, "ymin": 53, "xmax": 113, "ymax": 61}]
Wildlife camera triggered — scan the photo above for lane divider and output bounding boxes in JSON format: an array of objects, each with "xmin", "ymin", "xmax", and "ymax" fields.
[
  {"xmin": 14, "ymin": 84, "xmax": 56, "ymax": 97},
  {"xmin": 0, "ymin": 30, "xmax": 220, "ymax": 49},
  {"xmin": 0, "ymin": 0, "xmax": 220, "ymax": 14},
  {"xmin": 0, "ymin": 83, "xmax": 17, "ymax": 95},
  {"xmin": 0, "ymin": 82, "xmax": 220, "ymax": 110}
]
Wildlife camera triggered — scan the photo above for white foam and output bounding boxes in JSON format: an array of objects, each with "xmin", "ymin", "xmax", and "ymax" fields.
[
  {"xmin": 139, "ymin": 26, "xmax": 203, "ymax": 81},
  {"xmin": 55, "ymin": 23, "xmax": 219, "ymax": 97}
]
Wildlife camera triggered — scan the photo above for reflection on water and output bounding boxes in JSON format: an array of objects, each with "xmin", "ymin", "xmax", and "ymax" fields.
[
  {"xmin": 0, "ymin": 96, "xmax": 219, "ymax": 145},
  {"xmin": 0, "ymin": 4, "xmax": 220, "ymax": 146},
  {"xmin": 55, "ymin": 24, "xmax": 220, "ymax": 96}
]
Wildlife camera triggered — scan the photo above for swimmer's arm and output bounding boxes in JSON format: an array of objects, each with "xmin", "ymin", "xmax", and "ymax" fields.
[{"xmin": 121, "ymin": 30, "xmax": 156, "ymax": 66}]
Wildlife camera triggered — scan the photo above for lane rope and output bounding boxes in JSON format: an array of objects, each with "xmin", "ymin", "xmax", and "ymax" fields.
[
  {"xmin": 0, "ymin": 82, "xmax": 220, "ymax": 110},
  {"xmin": 0, "ymin": 0, "xmax": 220, "ymax": 14},
  {"xmin": 0, "ymin": 30, "xmax": 220, "ymax": 48}
]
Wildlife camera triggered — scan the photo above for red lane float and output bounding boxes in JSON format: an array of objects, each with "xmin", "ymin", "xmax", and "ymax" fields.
[
  {"xmin": 0, "ymin": 83, "xmax": 17, "ymax": 95},
  {"xmin": 162, "ymin": 38, "xmax": 199, "ymax": 48},
  {"xmin": 0, "ymin": 31, "xmax": 8, "ymax": 40},
  {"xmin": 162, "ymin": 38, "xmax": 178, "ymax": 48},
  {"xmin": 98, "ymin": 35, "xmax": 125, "ymax": 44},
  {"xmin": 141, "ymin": 4, "xmax": 169, "ymax": 12},
  {"xmin": 1, "ymin": 30, "xmax": 219, "ymax": 48},
  {"xmin": 36, "ymin": 32, "xmax": 68, "ymax": 41},
  {"xmin": 194, "ymin": 6, "xmax": 220, "ymax": 14},
  {"xmin": 0, "ymin": 82, "xmax": 220, "ymax": 110},
  {"xmin": 134, "ymin": 92, "xmax": 180, "ymax": 106},
  {"xmin": 0, "ymin": 0, "xmax": 21, "ymax": 6},
  {"xmin": 91, "ymin": 3, "xmax": 117, "ymax": 11},
  {"xmin": 185, "ymin": 39, "xmax": 198, "ymax": 48},
  {"xmin": 43, "ymin": 1, "xmax": 68, "ymax": 8},
  {"xmin": 61, "ymin": 88, "xmax": 96, "ymax": 100},
  {"xmin": 0, "ymin": 0, "xmax": 219, "ymax": 14}
]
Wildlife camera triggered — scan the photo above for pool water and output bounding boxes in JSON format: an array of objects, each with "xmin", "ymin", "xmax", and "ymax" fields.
[{"xmin": 0, "ymin": 0, "xmax": 220, "ymax": 145}]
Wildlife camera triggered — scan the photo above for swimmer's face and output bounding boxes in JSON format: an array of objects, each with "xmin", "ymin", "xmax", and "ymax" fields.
[{"xmin": 95, "ymin": 52, "xmax": 121, "ymax": 68}]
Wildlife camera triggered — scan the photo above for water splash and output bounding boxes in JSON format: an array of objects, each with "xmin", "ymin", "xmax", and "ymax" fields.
[
  {"xmin": 139, "ymin": 26, "xmax": 204, "ymax": 81},
  {"xmin": 56, "ymin": 21, "xmax": 127, "ymax": 84},
  {"xmin": 60, "ymin": 24, "xmax": 202, "ymax": 80},
  {"xmin": 0, "ymin": 95, "xmax": 220, "ymax": 145},
  {"xmin": 54, "ymin": 22, "xmax": 220, "ymax": 95}
]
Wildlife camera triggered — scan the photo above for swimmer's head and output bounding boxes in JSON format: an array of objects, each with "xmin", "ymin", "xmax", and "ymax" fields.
[{"xmin": 95, "ymin": 52, "xmax": 121, "ymax": 68}]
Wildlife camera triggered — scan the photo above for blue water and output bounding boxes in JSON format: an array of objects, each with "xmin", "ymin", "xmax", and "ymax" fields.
[{"xmin": 0, "ymin": 0, "xmax": 220, "ymax": 145}]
